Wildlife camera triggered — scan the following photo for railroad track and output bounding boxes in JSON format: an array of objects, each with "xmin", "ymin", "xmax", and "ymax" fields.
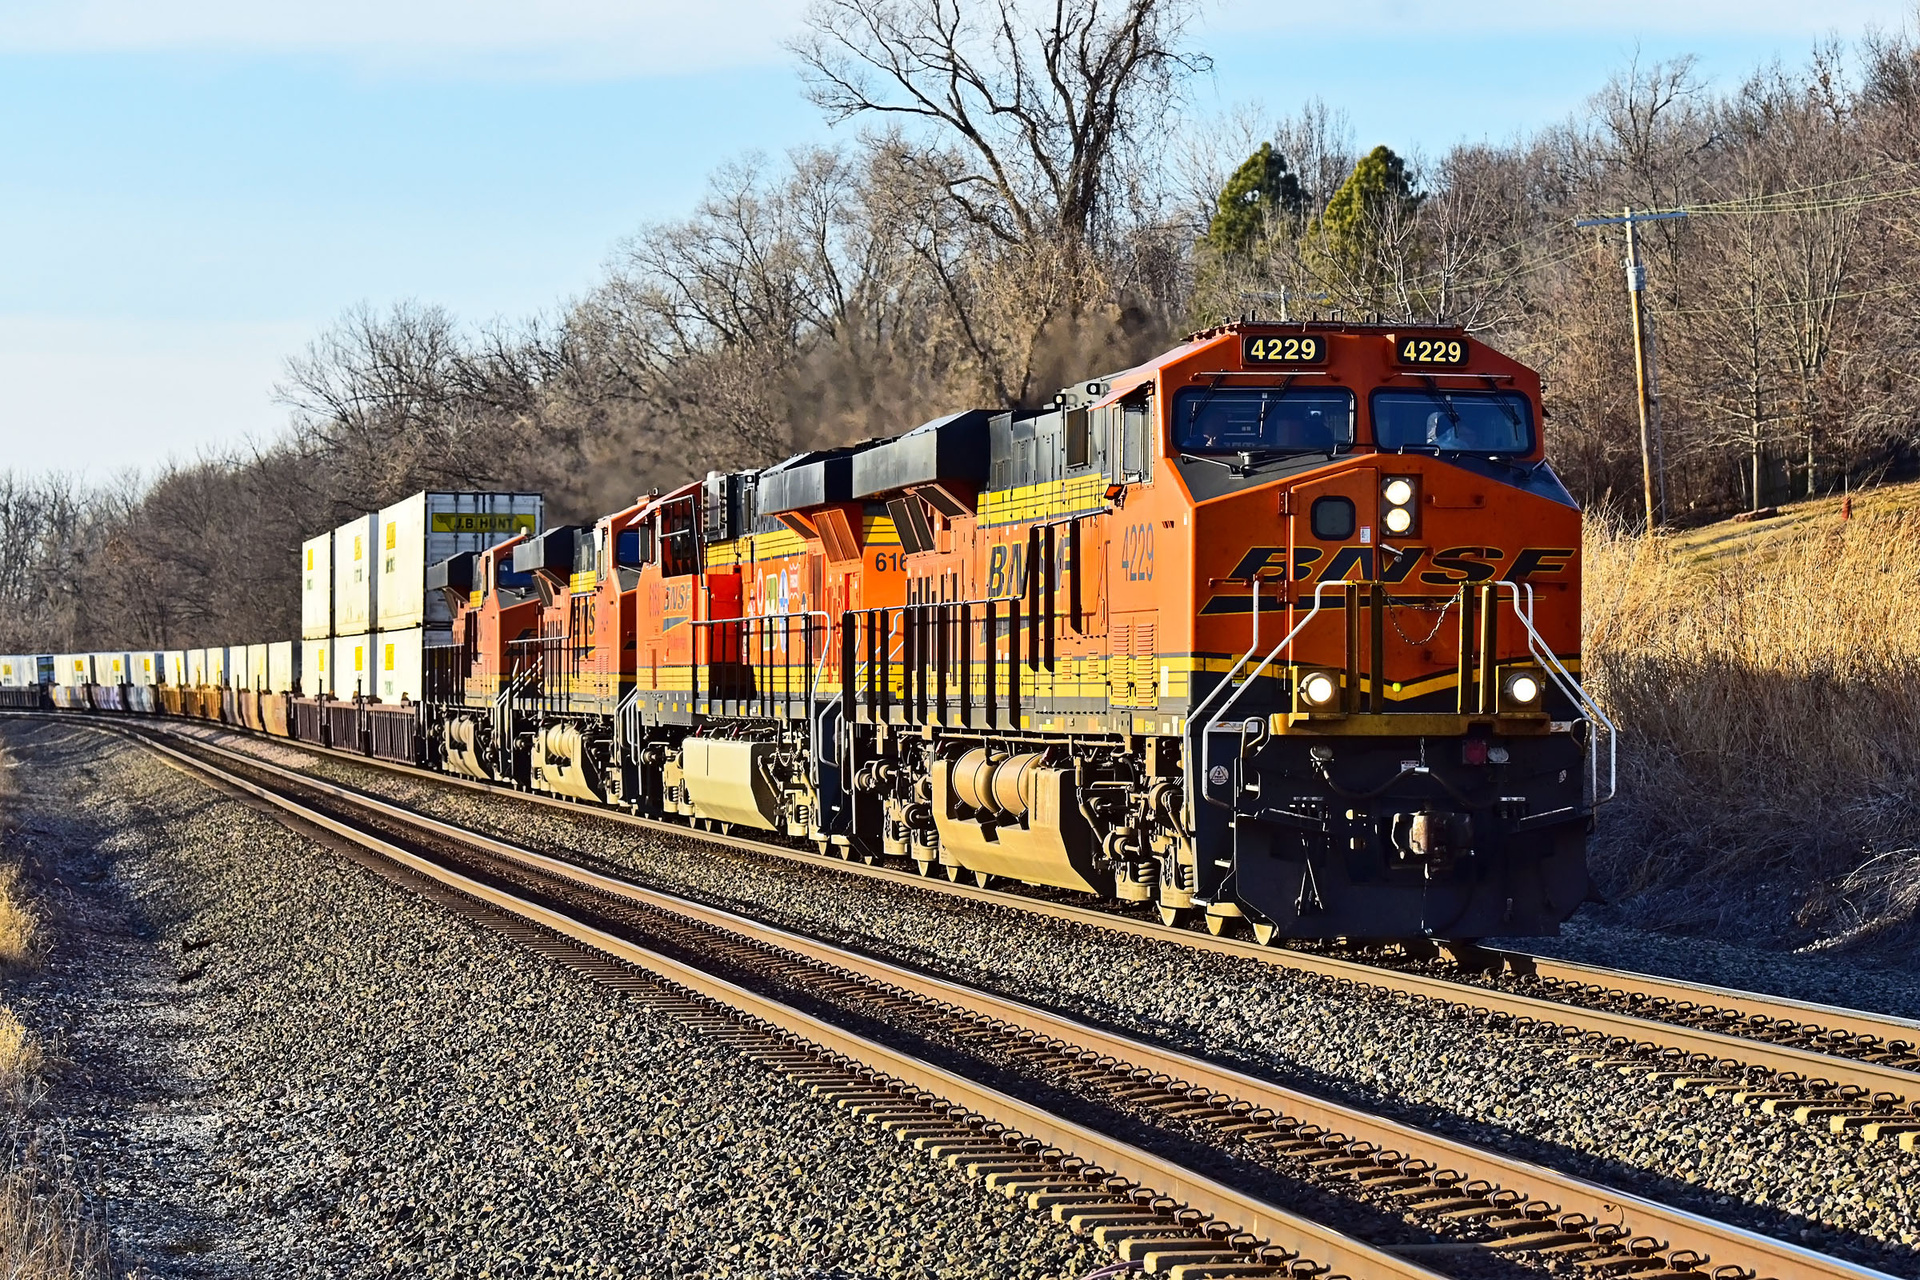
[
  {"xmin": 77, "ymin": 721, "xmax": 1902, "ymax": 1280},
  {"xmin": 134, "ymin": 715, "xmax": 1920, "ymax": 1146},
  {"xmin": 28, "ymin": 707, "xmax": 1920, "ymax": 1152}
]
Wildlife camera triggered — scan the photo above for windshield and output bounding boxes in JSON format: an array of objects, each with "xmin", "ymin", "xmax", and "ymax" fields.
[
  {"xmin": 1371, "ymin": 389, "xmax": 1533, "ymax": 455},
  {"xmin": 1173, "ymin": 387, "xmax": 1355, "ymax": 454}
]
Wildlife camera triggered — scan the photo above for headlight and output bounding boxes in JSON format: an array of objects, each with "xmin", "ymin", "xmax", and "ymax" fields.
[
  {"xmin": 1300, "ymin": 672, "xmax": 1339, "ymax": 706},
  {"xmin": 1380, "ymin": 475, "xmax": 1419, "ymax": 537},
  {"xmin": 1503, "ymin": 671, "xmax": 1542, "ymax": 705}
]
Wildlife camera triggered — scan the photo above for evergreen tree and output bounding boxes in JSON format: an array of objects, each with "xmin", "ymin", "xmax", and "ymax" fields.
[
  {"xmin": 1318, "ymin": 145, "xmax": 1422, "ymax": 278},
  {"xmin": 1205, "ymin": 143, "xmax": 1304, "ymax": 257}
]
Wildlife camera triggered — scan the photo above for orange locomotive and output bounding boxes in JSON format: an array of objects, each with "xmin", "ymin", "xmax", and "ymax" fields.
[{"xmin": 425, "ymin": 321, "xmax": 1610, "ymax": 942}]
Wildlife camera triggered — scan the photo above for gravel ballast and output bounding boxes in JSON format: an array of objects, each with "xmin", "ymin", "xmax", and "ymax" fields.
[
  {"xmin": 0, "ymin": 719, "xmax": 1102, "ymax": 1277},
  {"xmin": 195, "ymin": 726, "xmax": 1920, "ymax": 1273}
]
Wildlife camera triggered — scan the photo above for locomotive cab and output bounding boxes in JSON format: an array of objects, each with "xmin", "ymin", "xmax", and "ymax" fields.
[{"xmin": 1161, "ymin": 324, "xmax": 1601, "ymax": 940}]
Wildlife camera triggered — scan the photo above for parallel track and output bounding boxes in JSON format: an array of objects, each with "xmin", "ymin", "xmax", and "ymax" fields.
[
  {"xmin": 16, "ymin": 710, "xmax": 1920, "ymax": 1140},
  {"xmin": 84, "ymin": 722, "xmax": 1905, "ymax": 1280}
]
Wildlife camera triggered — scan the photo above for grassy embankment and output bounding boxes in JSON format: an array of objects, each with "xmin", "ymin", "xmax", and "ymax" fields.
[
  {"xmin": 1582, "ymin": 481, "xmax": 1920, "ymax": 949},
  {"xmin": 0, "ymin": 752, "xmax": 110, "ymax": 1278}
]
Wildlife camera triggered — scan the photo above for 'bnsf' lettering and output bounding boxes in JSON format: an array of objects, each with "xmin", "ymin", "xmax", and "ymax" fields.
[
  {"xmin": 1225, "ymin": 546, "xmax": 1324, "ymax": 581},
  {"xmin": 1222, "ymin": 544, "xmax": 1573, "ymax": 588},
  {"xmin": 1420, "ymin": 546, "xmax": 1502, "ymax": 585},
  {"xmin": 1509, "ymin": 547, "xmax": 1576, "ymax": 580}
]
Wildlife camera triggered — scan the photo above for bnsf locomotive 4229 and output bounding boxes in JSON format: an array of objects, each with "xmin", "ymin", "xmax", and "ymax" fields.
[{"xmin": 17, "ymin": 322, "xmax": 1614, "ymax": 944}]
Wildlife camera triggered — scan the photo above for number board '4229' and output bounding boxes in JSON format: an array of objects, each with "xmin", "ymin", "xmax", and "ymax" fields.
[
  {"xmin": 1242, "ymin": 334, "xmax": 1325, "ymax": 365},
  {"xmin": 1395, "ymin": 336, "xmax": 1468, "ymax": 367}
]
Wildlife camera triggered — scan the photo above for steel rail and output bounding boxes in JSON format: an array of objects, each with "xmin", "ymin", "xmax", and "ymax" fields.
[
  {"xmin": 121, "ymin": 726, "xmax": 1459, "ymax": 1280},
  {"xmin": 1490, "ymin": 950, "xmax": 1920, "ymax": 1039},
  {"xmin": 147, "ymin": 730, "xmax": 1900, "ymax": 1280},
  {"xmin": 16, "ymin": 712, "xmax": 1920, "ymax": 1110}
]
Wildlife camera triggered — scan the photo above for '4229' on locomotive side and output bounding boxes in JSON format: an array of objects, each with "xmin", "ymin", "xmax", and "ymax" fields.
[{"xmin": 425, "ymin": 322, "xmax": 1613, "ymax": 943}]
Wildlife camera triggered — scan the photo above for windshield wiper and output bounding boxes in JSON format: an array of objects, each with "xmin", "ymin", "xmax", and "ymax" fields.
[
  {"xmin": 1419, "ymin": 376, "xmax": 1461, "ymax": 427},
  {"xmin": 1179, "ymin": 450, "xmax": 1263, "ymax": 477},
  {"xmin": 1481, "ymin": 376, "xmax": 1524, "ymax": 435},
  {"xmin": 1184, "ymin": 375, "xmax": 1228, "ymax": 439}
]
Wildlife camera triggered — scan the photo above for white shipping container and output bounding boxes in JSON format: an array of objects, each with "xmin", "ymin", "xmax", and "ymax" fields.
[
  {"xmin": 163, "ymin": 651, "xmax": 188, "ymax": 686},
  {"xmin": 207, "ymin": 647, "xmax": 229, "ymax": 687},
  {"xmin": 0, "ymin": 656, "xmax": 33, "ymax": 688},
  {"xmin": 129, "ymin": 652, "xmax": 161, "ymax": 687},
  {"xmin": 246, "ymin": 643, "xmax": 269, "ymax": 690},
  {"xmin": 373, "ymin": 627, "xmax": 432, "ymax": 703},
  {"xmin": 267, "ymin": 641, "xmax": 299, "ymax": 694},
  {"xmin": 333, "ymin": 514, "xmax": 379, "ymax": 635},
  {"xmin": 300, "ymin": 638, "xmax": 330, "ymax": 697},
  {"xmin": 54, "ymin": 654, "xmax": 92, "ymax": 687},
  {"xmin": 376, "ymin": 491, "xmax": 543, "ymax": 632},
  {"xmin": 332, "ymin": 632, "xmax": 372, "ymax": 700},
  {"xmin": 186, "ymin": 649, "xmax": 207, "ymax": 685},
  {"xmin": 301, "ymin": 531, "xmax": 333, "ymax": 641},
  {"xmin": 92, "ymin": 652, "xmax": 129, "ymax": 685}
]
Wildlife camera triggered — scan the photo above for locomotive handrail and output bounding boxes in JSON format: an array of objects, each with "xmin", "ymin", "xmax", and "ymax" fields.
[
  {"xmin": 1194, "ymin": 580, "xmax": 1349, "ymax": 818},
  {"xmin": 1494, "ymin": 580, "xmax": 1617, "ymax": 807},
  {"xmin": 1195, "ymin": 581, "xmax": 1615, "ymax": 819},
  {"xmin": 1184, "ymin": 576, "xmax": 1262, "ymax": 737}
]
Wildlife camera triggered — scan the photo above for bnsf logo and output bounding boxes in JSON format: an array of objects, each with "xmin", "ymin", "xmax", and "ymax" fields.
[{"xmin": 1225, "ymin": 545, "xmax": 1575, "ymax": 585}]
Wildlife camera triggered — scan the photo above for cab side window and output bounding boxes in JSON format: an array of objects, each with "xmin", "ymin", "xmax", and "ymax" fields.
[
  {"xmin": 1120, "ymin": 395, "xmax": 1153, "ymax": 482},
  {"xmin": 660, "ymin": 501, "xmax": 698, "ymax": 578}
]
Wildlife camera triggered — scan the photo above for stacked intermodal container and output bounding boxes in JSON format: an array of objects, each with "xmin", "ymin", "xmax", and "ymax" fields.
[
  {"xmin": 373, "ymin": 492, "xmax": 541, "ymax": 703},
  {"xmin": 295, "ymin": 492, "xmax": 541, "ymax": 703}
]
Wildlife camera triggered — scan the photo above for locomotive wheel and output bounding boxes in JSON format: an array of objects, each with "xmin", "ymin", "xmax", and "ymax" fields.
[
  {"xmin": 1249, "ymin": 919, "xmax": 1280, "ymax": 947},
  {"xmin": 944, "ymin": 863, "xmax": 965, "ymax": 882},
  {"xmin": 1156, "ymin": 905, "xmax": 1195, "ymax": 929},
  {"xmin": 911, "ymin": 858, "xmax": 936, "ymax": 877},
  {"xmin": 1204, "ymin": 912, "xmax": 1231, "ymax": 937},
  {"xmin": 972, "ymin": 870, "xmax": 993, "ymax": 889}
]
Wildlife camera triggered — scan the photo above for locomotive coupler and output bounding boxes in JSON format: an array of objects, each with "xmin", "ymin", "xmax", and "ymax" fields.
[{"xmin": 1390, "ymin": 804, "xmax": 1473, "ymax": 868}]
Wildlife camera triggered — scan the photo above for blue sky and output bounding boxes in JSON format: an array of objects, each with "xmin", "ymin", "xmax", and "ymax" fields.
[{"xmin": 0, "ymin": 0, "xmax": 1907, "ymax": 478}]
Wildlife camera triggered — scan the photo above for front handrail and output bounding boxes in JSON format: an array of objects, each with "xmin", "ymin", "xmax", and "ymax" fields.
[
  {"xmin": 1495, "ymin": 580, "xmax": 1617, "ymax": 807},
  {"xmin": 1196, "ymin": 579, "xmax": 1616, "ymax": 821},
  {"xmin": 1195, "ymin": 580, "xmax": 1349, "ymax": 817},
  {"xmin": 1184, "ymin": 576, "xmax": 1261, "ymax": 736}
]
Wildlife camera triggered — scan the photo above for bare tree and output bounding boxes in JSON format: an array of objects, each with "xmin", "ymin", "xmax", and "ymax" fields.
[{"xmin": 792, "ymin": 0, "xmax": 1208, "ymax": 248}]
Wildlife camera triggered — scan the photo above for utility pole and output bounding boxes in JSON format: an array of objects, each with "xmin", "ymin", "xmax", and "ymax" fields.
[{"xmin": 1574, "ymin": 206, "xmax": 1688, "ymax": 533}]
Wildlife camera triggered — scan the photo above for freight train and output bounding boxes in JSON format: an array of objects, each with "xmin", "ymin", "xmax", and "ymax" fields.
[{"xmin": 4, "ymin": 322, "xmax": 1613, "ymax": 943}]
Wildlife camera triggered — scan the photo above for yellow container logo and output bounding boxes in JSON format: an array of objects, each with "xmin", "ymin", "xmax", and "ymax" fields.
[
  {"xmin": 384, "ymin": 643, "xmax": 395, "ymax": 672},
  {"xmin": 431, "ymin": 512, "xmax": 536, "ymax": 535}
]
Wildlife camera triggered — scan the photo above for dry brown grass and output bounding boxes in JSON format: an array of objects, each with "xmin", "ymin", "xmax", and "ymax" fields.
[
  {"xmin": 0, "ymin": 1138, "xmax": 112, "ymax": 1280},
  {"xmin": 1584, "ymin": 505, "xmax": 1920, "ymax": 947},
  {"xmin": 0, "ymin": 867, "xmax": 39, "ymax": 971},
  {"xmin": 0, "ymin": 751, "xmax": 110, "ymax": 1279}
]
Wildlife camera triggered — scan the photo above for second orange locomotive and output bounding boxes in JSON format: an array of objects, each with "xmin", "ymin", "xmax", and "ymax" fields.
[{"xmin": 425, "ymin": 321, "xmax": 1609, "ymax": 942}]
